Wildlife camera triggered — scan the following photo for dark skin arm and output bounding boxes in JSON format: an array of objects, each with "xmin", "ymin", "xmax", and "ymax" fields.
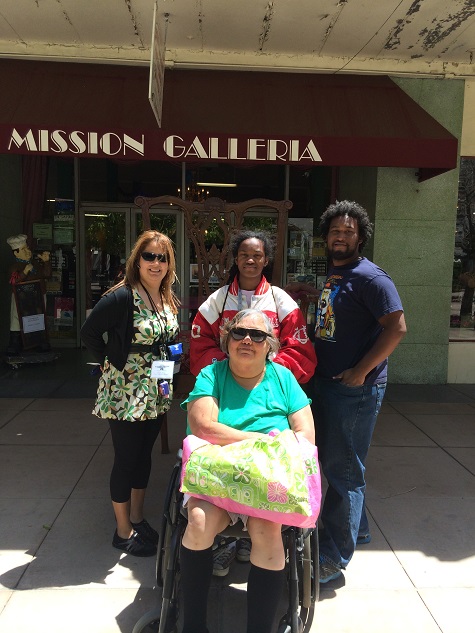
[
  {"xmin": 334, "ymin": 310, "xmax": 407, "ymax": 386},
  {"xmin": 284, "ymin": 281, "xmax": 321, "ymax": 302}
]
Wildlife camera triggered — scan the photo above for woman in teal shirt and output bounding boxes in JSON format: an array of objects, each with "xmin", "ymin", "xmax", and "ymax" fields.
[{"xmin": 180, "ymin": 309, "xmax": 315, "ymax": 633}]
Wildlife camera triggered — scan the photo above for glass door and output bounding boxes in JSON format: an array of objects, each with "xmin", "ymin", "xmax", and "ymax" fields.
[
  {"xmin": 79, "ymin": 206, "xmax": 129, "ymax": 320},
  {"xmin": 79, "ymin": 204, "xmax": 184, "ymax": 330},
  {"xmin": 78, "ymin": 202, "xmax": 286, "ymax": 341},
  {"xmin": 132, "ymin": 205, "xmax": 184, "ymax": 305}
]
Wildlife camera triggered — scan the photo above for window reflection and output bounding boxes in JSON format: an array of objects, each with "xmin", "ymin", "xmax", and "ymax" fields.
[{"xmin": 451, "ymin": 158, "xmax": 475, "ymax": 338}]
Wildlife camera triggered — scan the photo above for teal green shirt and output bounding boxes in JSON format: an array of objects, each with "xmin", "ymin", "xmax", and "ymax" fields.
[{"xmin": 181, "ymin": 360, "xmax": 311, "ymax": 435}]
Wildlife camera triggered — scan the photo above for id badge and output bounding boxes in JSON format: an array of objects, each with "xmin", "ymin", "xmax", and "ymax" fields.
[{"xmin": 151, "ymin": 360, "xmax": 174, "ymax": 380}]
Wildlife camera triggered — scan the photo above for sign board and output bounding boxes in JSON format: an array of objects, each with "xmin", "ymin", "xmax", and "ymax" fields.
[
  {"xmin": 12, "ymin": 279, "xmax": 49, "ymax": 349},
  {"xmin": 148, "ymin": 3, "xmax": 167, "ymax": 128},
  {"xmin": 2, "ymin": 126, "xmax": 324, "ymax": 164},
  {"xmin": 53, "ymin": 214, "xmax": 75, "ymax": 244},
  {"xmin": 33, "ymin": 223, "xmax": 53, "ymax": 240}
]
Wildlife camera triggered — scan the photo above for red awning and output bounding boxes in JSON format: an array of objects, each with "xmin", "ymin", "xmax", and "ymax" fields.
[{"xmin": 0, "ymin": 59, "xmax": 458, "ymax": 180}]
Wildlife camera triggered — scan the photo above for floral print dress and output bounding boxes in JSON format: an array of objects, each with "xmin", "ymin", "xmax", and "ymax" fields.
[{"xmin": 93, "ymin": 288, "xmax": 179, "ymax": 421}]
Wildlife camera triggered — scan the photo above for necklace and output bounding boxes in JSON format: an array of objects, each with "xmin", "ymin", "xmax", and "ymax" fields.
[
  {"xmin": 140, "ymin": 283, "xmax": 164, "ymax": 311},
  {"xmin": 140, "ymin": 283, "xmax": 162, "ymax": 311}
]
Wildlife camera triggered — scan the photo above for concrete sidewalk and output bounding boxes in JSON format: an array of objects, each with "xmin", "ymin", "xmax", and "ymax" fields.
[{"xmin": 1, "ymin": 381, "xmax": 475, "ymax": 632}]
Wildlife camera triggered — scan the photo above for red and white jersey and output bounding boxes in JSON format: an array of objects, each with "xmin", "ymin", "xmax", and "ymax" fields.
[{"xmin": 190, "ymin": 276, "xmax": 317, "ymax": 384}]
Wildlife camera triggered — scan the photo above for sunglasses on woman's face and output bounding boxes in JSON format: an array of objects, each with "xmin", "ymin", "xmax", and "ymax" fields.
[
  {"xmin": 230, "ymin": 327, "xmax": 269, "ymax": 343},
  {"xmin": 141, "ymin": 251, "xmax": 168, "ymax": 263}
]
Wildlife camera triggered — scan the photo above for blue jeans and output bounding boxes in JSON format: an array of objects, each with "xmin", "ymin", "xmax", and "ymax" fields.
[{"xmin": 313, "ymin": 377, "xmax": 386, "ymax": 568}]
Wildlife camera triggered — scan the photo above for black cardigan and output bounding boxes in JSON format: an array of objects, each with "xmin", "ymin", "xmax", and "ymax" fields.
[{"xmin": 80, "ymin": 285, "xmax": 135, "ymax": 371}]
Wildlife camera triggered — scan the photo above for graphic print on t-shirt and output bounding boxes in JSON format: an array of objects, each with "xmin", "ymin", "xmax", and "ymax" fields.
[{"xmin": 315, "ymin": 275, "xmax": 341, "ymax": 342}]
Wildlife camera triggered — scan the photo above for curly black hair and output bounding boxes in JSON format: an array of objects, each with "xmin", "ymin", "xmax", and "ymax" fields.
[
  {"xmin": 226, "ymin": 230, "xmax": 275, "ymax": 284},
  {"xmin": 319, "ymin": 200, "xmax": 373, "ymax": 252},
  {"xmin": 230, "ymin": 229, "xmax": 275, "ymax": 260}
]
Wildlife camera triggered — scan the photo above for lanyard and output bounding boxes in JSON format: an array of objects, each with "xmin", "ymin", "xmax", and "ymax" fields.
[
  {"xmin": 140, "ymin": 283, "xmax": 169, "ymax": 343},
  {"xmin": 221, "ymin": 283, "xmax": 277, "ymax": 319},
  {"xmin": 237, "ymin": 288, "xmax": 244, "ymax": 311}
]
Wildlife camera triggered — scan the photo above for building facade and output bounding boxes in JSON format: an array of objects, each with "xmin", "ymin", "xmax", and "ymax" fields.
[{"xmin": 0, "ymin": 60, "xmax": 469, "ymax": 383}]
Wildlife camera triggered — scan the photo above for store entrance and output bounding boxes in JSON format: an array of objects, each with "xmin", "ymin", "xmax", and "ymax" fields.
[
  {"xmin": 78, "ymin": 203, "xmax": 183, "ymax": 328},
  {"xmin": 77, "ymin": 197, "xmax": 322, "ymax": 353}
]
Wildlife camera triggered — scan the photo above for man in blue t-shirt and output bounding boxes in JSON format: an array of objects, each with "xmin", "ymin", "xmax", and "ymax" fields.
[{"xmin": 314, "ymin": 200, "xmax": 407, "ymax": 584}]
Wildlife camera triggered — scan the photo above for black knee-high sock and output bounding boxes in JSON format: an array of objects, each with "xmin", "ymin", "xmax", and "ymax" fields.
[
  {"xmin": 246, "ymin": 564, "xmax": 286, "ymax": 633},
  {"xmin": 180, "ymin": 544, "xmax": 213, "ymax": 633}
]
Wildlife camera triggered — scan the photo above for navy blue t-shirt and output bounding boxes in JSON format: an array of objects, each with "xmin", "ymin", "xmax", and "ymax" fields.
[{"xmin": 314, "ymin": 257, "xmax": 403, "ymax": 384}]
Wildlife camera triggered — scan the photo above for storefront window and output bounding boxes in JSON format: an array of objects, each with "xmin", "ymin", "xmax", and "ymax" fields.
[
  {"xmin": 451, "ymin": 158, "xmax": 475, "ymax": 340},
  {"xmin": 42, "ymin": 199, "xmax": 77, "ymax": 342},
  {"xmin": 34, "ymin": 158, "xmax": 334, "ymax": 347},
  {"xmin": 37, "ymin": 158, "xmax": 77, "ymax": 343},
  {"xmin": 185, "ymin": 163, "xmax": 285, "ymax": 202},
  {"xmin": 79, "ymin": 159, "xmax": 182, "ymax": 202},
  {"xmin": 288, "ymin": 165, "xmax": 333, "ymax": 219}
]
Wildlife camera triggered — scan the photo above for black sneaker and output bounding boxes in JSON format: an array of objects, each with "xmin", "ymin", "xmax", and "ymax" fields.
[
  {"xmin": 236, "ymin": 538, "xmax": 251, "ymax": 562},
  {"xmin": 131, "ymin": 519, "xmax": 159, "ymax": 545},
  {"xmin": 112, "ymin": 530, "xmax": 157, "ymax": 557},
  {"xmin": 212, "ymin": 541, "xmax": 236, "ymax": 577}
]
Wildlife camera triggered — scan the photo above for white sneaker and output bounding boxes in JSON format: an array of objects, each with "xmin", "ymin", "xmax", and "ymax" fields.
[
  {"xmin": 212, "ymin": 541, "xmax": 236, "ymax": 577},
  {"xmin": 236, "ymin": 538, "xmax": 251, "ymax": 562}
]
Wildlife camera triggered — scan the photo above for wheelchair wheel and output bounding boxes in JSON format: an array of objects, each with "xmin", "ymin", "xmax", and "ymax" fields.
[
  {"xmin": 132, "ymin": 608, "xmax": 161, "ymax": 633},
  {"xmin": 299, "ymin": 527, "xmax": 319, "ymax": 609},
  {"xmin": 156, "ymin": 501, "xmax": 186, "ymax": 633},
  {"xmin": 277, "ymin": 618, "xmax": 303, "ymax": 633},
  {"xmin": 135, "ymin": 516, "xmax": 184, "ymax": 633},
  {"xmin": 278, "ymin": 527, "xmax": 319, "ymax": 633},
  {"xmin": 279, "ymin": 528, "xmax": 303, "ymax": 633},
  {"xmin": 156, "ymin": 457, "xmax": 183, "ymax": 588},
  {"xmin": 132, "ymin": 601, "xmax": 181, "ymax": 633}
]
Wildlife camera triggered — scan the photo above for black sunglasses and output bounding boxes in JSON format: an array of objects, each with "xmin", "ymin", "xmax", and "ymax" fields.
[
  {"xmin": 230, "ymin": 327, "xmax": 269, "ymax": 343},
  {"xmin": 141, "ymin": 251, "xmax": 168, "ymax": 263}
]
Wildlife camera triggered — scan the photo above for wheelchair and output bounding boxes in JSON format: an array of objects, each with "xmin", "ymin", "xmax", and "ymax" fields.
[{"xmin": 133, "ymin": 451, "xmax": 319, "ymax": 633}]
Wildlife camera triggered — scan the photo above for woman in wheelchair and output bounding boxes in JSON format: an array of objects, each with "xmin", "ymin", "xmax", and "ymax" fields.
[{"xmin": 180, "ymin": 309, "xmax": 315, "ymax": 633}]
